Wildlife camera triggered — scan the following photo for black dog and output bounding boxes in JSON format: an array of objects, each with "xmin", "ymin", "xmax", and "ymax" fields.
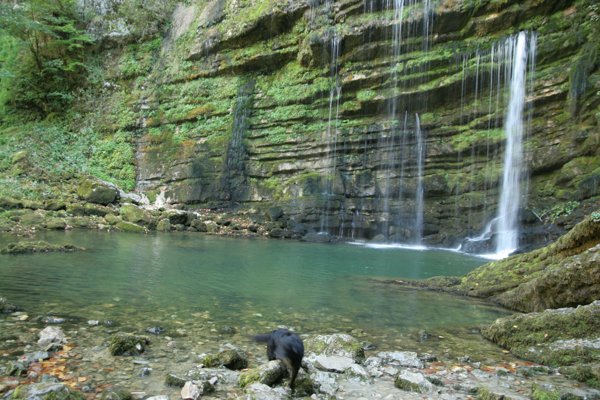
[{"xmin": 253, "ymin": 328, "xmax": 304, "ymax": 388}]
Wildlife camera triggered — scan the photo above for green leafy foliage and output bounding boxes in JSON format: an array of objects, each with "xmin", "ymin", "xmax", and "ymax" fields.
[{"xmin": 0, "ymin": 0, "xmax": 93, "ymax": 117}]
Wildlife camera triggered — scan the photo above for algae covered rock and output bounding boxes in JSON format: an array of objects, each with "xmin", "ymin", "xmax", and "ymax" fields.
[
  {"xmin": 202, "ymin": 349, "xmax": 248, "ymax": 370},
  {"xmin": 11, "ymin": 382, "xmax": 85, "ymax": 400},
  {"xmin": 239, "ymin": 360, "xmax": 287, "ymax": 388},
  {"xmin": 1, "ymin": 241, "xmax": 84, "ymax": 255},
  {"xmin": 304, "ymin": 333, "xmax": 365, "ymax": 362},
  {"xmin": 481, "ymin": 300, "xmax": 600, "ymax": 368},
  {"xmin": 415, "ymin": 212, "xmax": 600, "ymax": 312},
  {"xmin": 77, "ymin": 179, "xmax": 119, "ymax": 205},
  {"xmin": 120, "ymin": 204, "xmax": 151, "ymax": 224},
  {"xmin": 109, "ymin": 333, "xmax": 150, "ymax": 356},
  {"xmin": 116, "ymin": 221, "xmax": 146, "ymax": 233}
]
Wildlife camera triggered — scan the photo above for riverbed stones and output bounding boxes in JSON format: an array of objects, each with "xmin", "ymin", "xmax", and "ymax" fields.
[
  {"xmin": 394, "ymin": 369, "xmax": 433, "ymax": 393},
  {"xmin": 38, "ymin": 326, "xmax": 66, "ymax": 348},
  {"xmin": 311, "ymin": 355, "xmax": 355, "ymax": 373},
  {"xmin": 377, "ymin": 351, "xmax": 424, "ymax": 369},
  {"xmin": 180, "ymin": 381, "xmax": 200, "ymax": 400},
  {"xmin": 10, "ymin": 382, "xmax": 84, "ymax": 400}
]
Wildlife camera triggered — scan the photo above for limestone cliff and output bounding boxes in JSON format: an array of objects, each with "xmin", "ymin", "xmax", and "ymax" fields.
[{"xmin": 88, "ymin": 0, "xmax": 600, "ymax": 250}]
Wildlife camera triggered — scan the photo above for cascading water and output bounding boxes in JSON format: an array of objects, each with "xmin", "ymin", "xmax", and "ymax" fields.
[
  {"xmin": 495, "ymin": 31, "xmax": 536, "ymax": 257},
  {"xmin": 379, "ymin": 0, "xmax": 433, "ymax": 244},
  {"xmin": 460, "ymin": 31, "xmax": 537, "ymax": 258},
  {"xmin": 414, "ymin": 113, "xmax": 425, "ymax": 244},
  {"xmin": 320, "ymin": 31, "xmax": 342, "ymax": 234}
]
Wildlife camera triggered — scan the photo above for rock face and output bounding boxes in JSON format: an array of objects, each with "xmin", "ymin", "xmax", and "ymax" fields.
[
  {"xmin": 457, "ymin": 213, "xmax": 600, "ymax": 312},
  {"xmin": 481, "ymin": 300, "xmax": 600, "ymax": 371},
  {"xmin": 90, "ymin": 0, "xmax": 599, "ymax": 250}
]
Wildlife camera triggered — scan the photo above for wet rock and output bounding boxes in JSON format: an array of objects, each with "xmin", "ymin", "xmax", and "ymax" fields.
[
  {"xmin": 42, "ymin": 316, "xmax": 66, "ymax": 324},
  {"xmin": 311, "ymin": 355, "xmax": 355, "ymax": 373},
  {"xmin": 120, "ymin": 205, "xmax": 151, "ymax": 224},
  {"xmin": 100, "ymin": 388, "xmax": 133, "ymax": 400},
  {"xmin": 180, "ymin": 381, "xmax": 200, "ymax": 400},
  {"xmin": 217, "ymin": 325, "xmax": 237, "ymax": 335},
  {"xmin": 116, "ymin": 221, "xmax": 146, "ymax": 233},
  {"xmin": 202, "ymin": 349, "xmax": 248, "ymax": 370},
  {"xmin": 0, "ymin": 297, "xmax": 19, "ymax": 314},
  {"xmin": 265, "ymin": 206, "xmax": 284, "ymax": 221},
  {"xmin": 38, "ymin": 326, "xmax": 66, "ymax": 348},
  {"xmin": 481, "ymin": 300, "xmax": 600, "ymax": 367},
  {"xmin": 305, "ymin": 333, "xmax": 365, "ymax": 362},
  {"xmin": 377, "ymin": 351, "xmax": 424, "ymax": 368},
  {"xmin": 243, "ymin": 382, "xmax": 289, "ymax": 399},
  {"xmin": 12, "ymin": 382, "xmax": 84, "ymax": 400},
  {"xmin": 239, "ymin": 360, "xmax": 286, "ymax": 388},
  {"xmin": 301, "ymin": 231, "xmax": 333, "ymax": 243},
  {"xmin": 311, "ymin": 371, "xmax": 339, "ymax": 396},
  {"xmin": 165, "ymin": 373, "xmax": 186, "ymax": 388},
  {"xmin": 394, "ymin": 370, "xmax": 433, "ymax": 393},
  {"xmin": 77, "ymin": 179, "xmax": 118, "ymax": 205},
  {"xmin": 156, "ymin": 218, "xmax": 171, "ymax": 232},
  {"xmin": 145, "ymin": 326, "xmax": 164, "ymax": 335},
  {"xmin": 108, "ymin": 333, "xmax": 150, "ymax": 356},
  {"xmin": 18, "ymin": 352, "xmax": 50, "ymax": 367}
]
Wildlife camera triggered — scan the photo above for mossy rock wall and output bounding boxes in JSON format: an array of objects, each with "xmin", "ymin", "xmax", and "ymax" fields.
[{"xmin": 87, "ymin": 0, "xmax": 599, "ymax": 247}]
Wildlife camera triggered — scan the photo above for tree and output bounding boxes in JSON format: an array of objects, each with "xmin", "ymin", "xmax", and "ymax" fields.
[{"xmin": 0, "ymin": 0, "xmax": 93, "ymax": 117}]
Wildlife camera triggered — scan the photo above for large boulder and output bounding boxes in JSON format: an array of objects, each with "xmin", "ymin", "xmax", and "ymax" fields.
[
  {"xmin": 481, "ymin": 300, "xmax": 600, "ymax": 368},
  {"xmin": 77, "ymin": 179, "xmax": 119, "ymax": 205},
  {"xmin": 304, "ymin": 334, "xmax": 365, "ymax": 363}
]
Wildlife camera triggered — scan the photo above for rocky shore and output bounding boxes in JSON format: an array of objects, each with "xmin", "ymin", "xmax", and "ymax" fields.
[{"xmin": 2, "ymin": 300, "xmax": 600, "ymax": 400}]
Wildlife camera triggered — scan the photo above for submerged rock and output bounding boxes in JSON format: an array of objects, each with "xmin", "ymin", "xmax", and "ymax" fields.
[
  {"xmin": 109, "ymin": 334, "xmax": 150, "ymax": 356},
  {"xmin": 0, "ymin": 297, "xmax": 19, "ymax": 314},
  {"xmin": 38, "ymin": 326, "xmax": 67, "ymax": 348},
  {"xmin": 202, "ymin": 349, "xmax": 248, "ymax": 370},
  {"xmin": 10, "ymin": 382, "xmax": 84, "ymax": 400},
  {"xmin": 1, "ymin": 241, "xmax": 84, "ymax": 255}
]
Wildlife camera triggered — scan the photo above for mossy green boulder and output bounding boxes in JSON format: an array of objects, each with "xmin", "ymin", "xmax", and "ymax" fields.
[
  {"xmin": 108, "ymin": 333, "xmax": 150, "ymax": 356},
  {"xmin": 77, "ymin": 179, "xmax": 118, "ymax": 205},
  {"xmin": 304, "ymin": 333, "xmax": 365, "ymax": 362},
  {"xmin": 120, "ymin": 204, "xmax": 151, "ymax": 224},
  {"xmin": 116, "ymin": 221, "xmax": 146, "ymax": 233},
  {"xmin": 202, "ymin": 349, "xmax": 248, "ymax": 370},
  {"xmin": 481, "ymin": 300, "xmax": 600, "ymax": 368},
  {"xmin": 239, "ymin": 360, "xmax": 286, "ymax": 388},
  {"xmin": 1, "ymin": 241, "xmax": 84, "ymax": 254}
]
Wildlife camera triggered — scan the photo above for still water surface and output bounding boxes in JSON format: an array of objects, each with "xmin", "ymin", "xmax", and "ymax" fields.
[{"xmin": 0, "ymin": 230, "xmax": 508, "ymax": 338}]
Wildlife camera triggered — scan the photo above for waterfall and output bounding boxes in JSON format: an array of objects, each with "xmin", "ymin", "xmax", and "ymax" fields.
[
  {"xmin": 414, "ymin": 113, "xmax": 425, "ymax": 244},
  {"xmin": 495, "ymin": 31, "xmax": 536, "ymax": 257},
  {"xmin": 320, "ymin": 31, "xmax": 342, "ymax": 234}
]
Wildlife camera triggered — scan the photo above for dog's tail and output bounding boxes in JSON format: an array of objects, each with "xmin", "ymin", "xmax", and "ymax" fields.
[{"xmin": 252, "ymin": 333, "xmax": 271, "ymax": 343}]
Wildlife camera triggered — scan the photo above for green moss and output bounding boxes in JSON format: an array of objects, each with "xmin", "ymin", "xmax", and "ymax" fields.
[
  {"xmin": 116, "ymin": 221, "xmax": 146, "ymax": 233},
  {"xmin": 108, "ymin": 334, "xmax": 150, "ymax": 356}
]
